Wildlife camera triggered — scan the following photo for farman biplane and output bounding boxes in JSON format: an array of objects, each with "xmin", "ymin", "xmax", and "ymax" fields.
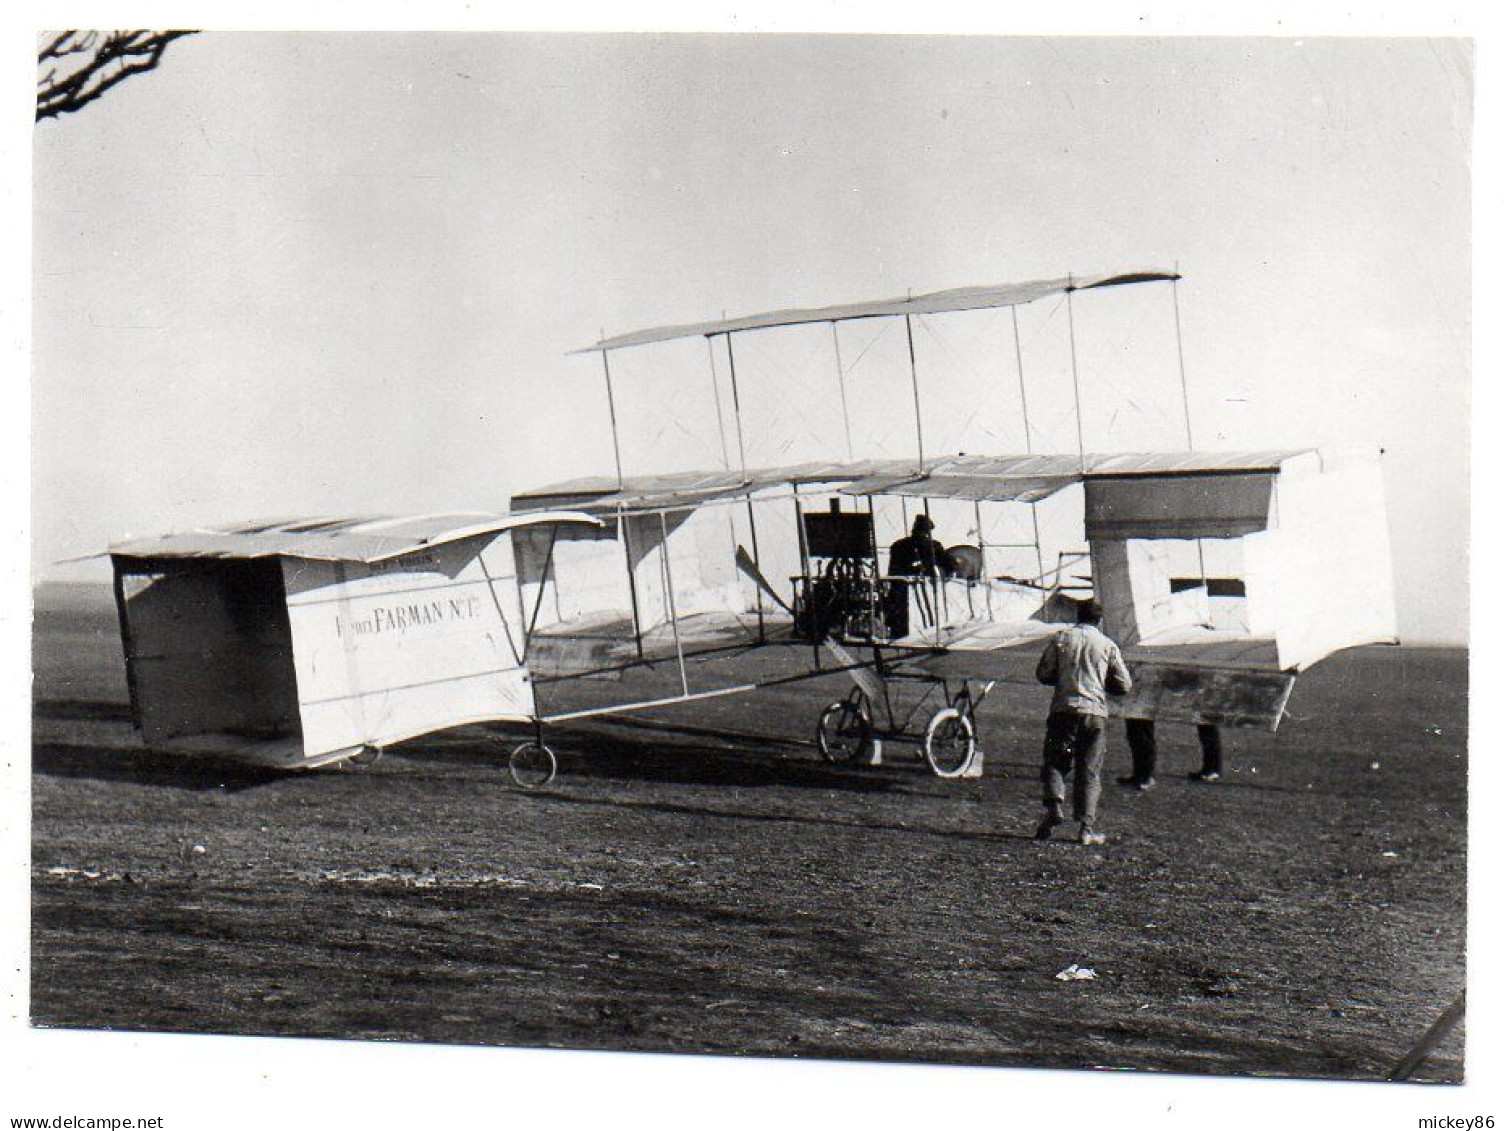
[{"xmin": 101, "ymin": 270, "xmax": 1398, "ymax": 783}]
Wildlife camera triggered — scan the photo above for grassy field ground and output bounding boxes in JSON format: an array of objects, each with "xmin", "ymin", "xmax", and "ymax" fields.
[{"xmin": 30, "ymin": 583, "xmax": 1466, "ymax": 1081}]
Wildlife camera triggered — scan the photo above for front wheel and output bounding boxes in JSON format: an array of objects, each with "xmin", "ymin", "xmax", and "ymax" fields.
[
  {"xmin": 508, "ymin": 741, "xmax": 558, "ymax": 788},
  {"xmin": 924, "ymin": 707, "xmax": 976, "ymax": 778},
  {"xmin": 817, "ymin": 695, "xmax": 880, "ymax": 764}
]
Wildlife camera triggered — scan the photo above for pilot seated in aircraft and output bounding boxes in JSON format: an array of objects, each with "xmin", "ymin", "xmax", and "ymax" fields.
[{"xmin": 884, "ymin": 514, "xmax": 957, "ymax": 639}]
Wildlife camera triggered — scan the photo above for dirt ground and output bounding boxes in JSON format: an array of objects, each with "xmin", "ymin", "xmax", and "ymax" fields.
[{"xmin": 30, "ymin": 583, "xmax": 1466, "ymax": 1082}]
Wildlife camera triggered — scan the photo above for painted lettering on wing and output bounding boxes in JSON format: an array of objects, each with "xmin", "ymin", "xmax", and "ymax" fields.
[{"xmin": 336, "ymin": 595, "xmax": 483, "ymax": 638}]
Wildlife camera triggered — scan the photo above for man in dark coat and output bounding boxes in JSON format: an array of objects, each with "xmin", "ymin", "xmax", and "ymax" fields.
[{"xmin": 883, "ymin": 514, "xmax": 956, "ymax": 640}]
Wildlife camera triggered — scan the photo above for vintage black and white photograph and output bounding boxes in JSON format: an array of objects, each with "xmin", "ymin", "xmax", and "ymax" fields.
[{"xmin": 13, "ymin": 19, "xmax": 1482, "ymax": 1125}]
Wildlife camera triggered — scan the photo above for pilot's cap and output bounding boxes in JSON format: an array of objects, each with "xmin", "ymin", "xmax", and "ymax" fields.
[{"xmin": 912, "ymin": 514, "xmax": 935, "ymax": 534}]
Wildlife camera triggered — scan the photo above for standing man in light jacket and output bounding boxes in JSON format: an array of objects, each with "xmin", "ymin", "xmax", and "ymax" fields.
[{"xmin": 1034, "ymin": 599, "xmax": 1133, "ymax": 846}]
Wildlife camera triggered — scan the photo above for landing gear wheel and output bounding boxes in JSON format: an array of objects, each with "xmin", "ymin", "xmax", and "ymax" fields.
[
  {"xmin": 924, "ymin": 707, "xmax": 976, "ymax": 778},
  {"xmin": 343, "ymin": 745, "xmax": 383, "ymax": 771},
  {"xmin": 817, "ymin": 693, "xmax": 880, "ymax": 764},
  {"xmin": 508, "ymin": 741, "xmax": 557, "ymax": 788}
]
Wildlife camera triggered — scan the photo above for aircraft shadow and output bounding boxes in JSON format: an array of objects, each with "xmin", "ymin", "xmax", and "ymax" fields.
[
  {"xmin": 30, "ymin": 742, "xmax": 286, "ymax": 794},
  {"xmin": 403, "ymin": 715, "xmax": 1044, "ymax": 793},
  {"xmin": 519, "ymin": 787, "xmax": 1041, "ymax": 845},
  {"xmin": 400, "ymin": 732, "xmax": 914, "ymax": 794}
]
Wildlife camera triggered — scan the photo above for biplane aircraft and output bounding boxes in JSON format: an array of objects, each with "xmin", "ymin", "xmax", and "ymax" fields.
[{"xmin": 100, "ymin": 270, "xmax": 1398, "ymax": 784}]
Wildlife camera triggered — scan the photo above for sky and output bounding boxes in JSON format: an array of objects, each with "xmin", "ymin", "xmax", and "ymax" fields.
[{"xmin": 31, "ymin": 34, "xmax": 1472, "ymax": 643}]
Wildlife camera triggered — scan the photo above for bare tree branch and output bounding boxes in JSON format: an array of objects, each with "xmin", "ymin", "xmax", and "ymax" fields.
[{"xmin": 37, "ymin": 30, "xmax": 196, "ymax": 122}]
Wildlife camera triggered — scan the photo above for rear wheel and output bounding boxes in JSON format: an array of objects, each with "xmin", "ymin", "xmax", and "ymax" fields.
[
  {"xmin": 817, "ymin": 694, "xmax": 878, "ymax": 764},
  {"xmin": 508, "ymin": 741, "xmax": 557, "ymax": 788},
  {"xmin": 342, "ymin": 744, "xmax": 383, "ymax": 771},
  {"xmin": 924, "ymin": 707, "xmax": 976, "ymax": 778}
]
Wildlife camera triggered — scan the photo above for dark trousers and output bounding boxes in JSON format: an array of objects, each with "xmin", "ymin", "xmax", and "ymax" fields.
[
  {"xmin": 883, "ymin": 580, "xmax": 936, "ymax": 640},
  {"xmin": 1124, "ymin": 719, "xmax": 1223, "ymax": 780},
  {"xmin": 1041, "ymin": 711, "xmax": 1106, "ymax": 827},
  {"xmin": 883, "ymin": 581, "xmax": 909, "ymax": 640}
]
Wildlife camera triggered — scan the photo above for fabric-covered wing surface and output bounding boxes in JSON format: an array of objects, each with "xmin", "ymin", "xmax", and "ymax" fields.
[
  {"xmin": 280, "ymin": 534, "xmax": 535, "ymax": 757},
  {"xmin": 574, "ymin": 270, "xmax": 1181, "ymax": 353}
]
